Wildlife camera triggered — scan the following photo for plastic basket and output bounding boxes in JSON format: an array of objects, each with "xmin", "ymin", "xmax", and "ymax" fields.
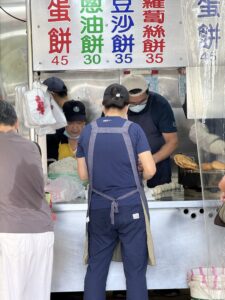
[{"xmin": 188, "ymin": 267, "xmax": 225, "ymax": 300}]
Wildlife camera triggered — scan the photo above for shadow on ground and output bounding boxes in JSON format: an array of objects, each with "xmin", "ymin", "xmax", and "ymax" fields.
[{"xmin": 51, "ymin": 289, "xmax": 190, "ymax": 300}]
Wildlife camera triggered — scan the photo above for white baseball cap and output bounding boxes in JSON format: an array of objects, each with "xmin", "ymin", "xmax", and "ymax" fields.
[{"xmin": 122, "ymin": 75, "xmax": 148, "ymax": 96}]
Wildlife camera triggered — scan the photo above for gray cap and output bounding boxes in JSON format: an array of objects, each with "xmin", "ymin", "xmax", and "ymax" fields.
[
  {"xmin": 122, "ymin": 75, "xmax": 148, "ymax": 96},
  {"xmin": 43, "ymin": 77, "xmax": 67, "ymax": 93}
]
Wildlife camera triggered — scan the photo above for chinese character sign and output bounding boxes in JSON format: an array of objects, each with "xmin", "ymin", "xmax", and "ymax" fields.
[
  {"xmin": 31, "ymin": 0, "xmax": 186, "ymax": 70},
  {"xmin": 142, "ymin": 0, "xmax": 166, "ymax": 64},
  {"xmin": 80, "ymin": 0, "xmax": 104, "ymax": 65},
  {"xmin": 182, "ymin": 0, "xmax": 224, "ymax": 66},
  {"xmin": 182, "ymin": 0, "xmax": 225, "ymax": 119},
  {"xmin": 198, "ymin": 0, "xmax": 221, "ymax": 64},
  {"xmin": 48, "ymin": 0, "xmax": 71, "ymax": 66}
]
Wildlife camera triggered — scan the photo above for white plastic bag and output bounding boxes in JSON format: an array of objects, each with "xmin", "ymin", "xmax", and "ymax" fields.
[
  {"xmin": 23, "ymin": 81, "xmax": 56, "ymax": 127},
  {"xmin": 15, "ymin": 85, "xmax": 28, "ymax": 123},
  {"xmin": 35, "ymin": 94, "xmax": 67, "ymax": 136},
  {"xmin": 45, "ymin": 176, "xmax": 85, "ymax": 203},
  {"xmin": 35, "ymin": 92, "xmax": 67, "ymax": 135},
  {"xmin": 50, "ymin": 95, "xmax": 67, "ymax": 129},
  {"xmin": 48, "ymin": 157, "xmax": 77, "ymax": 175},
  {"xmin": 15, "ymin": 85, "xmax": 30, "ymax": 136}
]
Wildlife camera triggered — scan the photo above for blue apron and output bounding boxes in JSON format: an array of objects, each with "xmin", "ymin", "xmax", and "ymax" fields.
[{"xmin": 83, "ymin": 120, "xmax": 155, "ymax": 266}]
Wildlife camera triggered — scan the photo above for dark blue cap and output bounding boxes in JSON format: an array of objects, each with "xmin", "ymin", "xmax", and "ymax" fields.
[
  {"xmin": 63, "ymin": 100, "xmax": 86, "ymax": 122},
  {"xmin": 43, "ymin": 77, "xmax": 67, "ymax": 93}
]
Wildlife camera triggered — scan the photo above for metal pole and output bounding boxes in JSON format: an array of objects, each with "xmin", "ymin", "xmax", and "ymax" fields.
[
  {"xmin": 26, "ymin": 0, "xmax": 47, "ymax": 175},
  {"xmin": 26, "ymin": 0, "xmax": 35, "ymax": 142}
]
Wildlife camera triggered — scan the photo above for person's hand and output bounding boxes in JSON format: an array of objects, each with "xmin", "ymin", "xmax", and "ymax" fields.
[
  {"xmin": 209, "ymin": 139, "xmax": 225, "ymax": 155},
  {"xmin": 189, "ymin": 122, "xmax": 225, "ymax": 155},
  {"xmin": 218, "ymin": 175, "xmax": 225, "ymax": 202},
  {"xmin": 138, "ymin": 159, "xmax": 143, "ymax": 172}
]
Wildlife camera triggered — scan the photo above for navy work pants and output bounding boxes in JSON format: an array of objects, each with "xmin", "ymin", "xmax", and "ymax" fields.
[{"xmin": 84, "ymin": 204, "xmax": 148, "ymax": 300}]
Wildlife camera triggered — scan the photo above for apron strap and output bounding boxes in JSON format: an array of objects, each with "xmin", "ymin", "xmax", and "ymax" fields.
[
  {"xmin": 94, "ymin": 127, "xmax": 129, "ymax": 134},
  {"xmin": 122, "ymin": 123, "xmax": 150, "ymax": 217},
  {"xmin": 92, "ymin": 188, "xmax": 138, "ymax": 225},
  {"xmin": 92, "ymin": 188, "xmax": 119, "ymax": 225},
  {"xmin": 87, "ymin": 119, "xmax": 149, "ymax": 224},
  {"xmin": 88, "ymin": 120, "xmax": 132, "ymax": 186},
  {"xmin": 87, "ymin": 121, "xmax": 98, "ymax": 211}
]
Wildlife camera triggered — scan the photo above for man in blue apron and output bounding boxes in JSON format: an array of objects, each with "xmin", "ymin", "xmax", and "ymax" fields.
[
  {"xmin": 77, "ymin": 83, "xmax": 156, "ymax": 300},
  {"xmin": 122, "ymin": 75, "xmax": 178, "ymax": 188}
]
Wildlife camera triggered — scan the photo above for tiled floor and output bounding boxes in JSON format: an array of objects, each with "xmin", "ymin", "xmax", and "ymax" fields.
[{"xmin": 51, "ymin": 289, "xmax": 190, "ymax": 300}]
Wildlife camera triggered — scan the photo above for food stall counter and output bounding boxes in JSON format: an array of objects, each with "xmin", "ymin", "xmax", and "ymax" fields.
[{"xmin": 51, "ymin": 191, "xmax": 222, "ymax": 292}]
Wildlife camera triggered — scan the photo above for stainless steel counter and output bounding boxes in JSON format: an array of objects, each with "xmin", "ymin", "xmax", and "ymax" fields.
[
  {"xmin": 53, "ymin": 188, "xmax": 221, "ymax": 211},
  {"xmin": 51, "ymin": 189, "xmax": 224, "ymax": 292},
  {"xmin": 53, "ymin": 199, "xmax": 217, "ymax": 212}
]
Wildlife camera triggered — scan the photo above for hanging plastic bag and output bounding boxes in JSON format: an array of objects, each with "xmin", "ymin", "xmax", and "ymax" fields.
[
  {"xmin": 35, "ymin": 92, "xmax": 67, "ymax": 136},
  {"xmin": 50, "ymin": 95, "xmax": 67, "ymax": 129},
  {"xmin": 35, "ymin": 125, "xmax": 56, "ymax": 136},
  {"xmin": 23, "ymin": 81, "xmax": 56, "ymax": 128},
  {"xmin": 15, "ymin": 85, "xmax": 30, "ymax": 136},
  {"xmin": 15, "ymin": 85, "xmax": 28, "ymax": 123}
]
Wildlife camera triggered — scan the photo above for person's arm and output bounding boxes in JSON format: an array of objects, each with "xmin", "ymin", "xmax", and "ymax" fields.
[
  {"xmin": 153, "ymin": 132, "xmax": 178, "ymax": 164},
  {"xmin": 77, "ymin": 157, "xmax": 89, "ymax": 181},
  {"xmin": 218, "ymin": 176, "xmax": 225, "ymax": 202},
  {"xmin": 133, "ymin": 123, "xmax": 156, "ymax": 179},
  {"xmin": 76, "ymin": 126, "xmax": 90, "ymax": 181},
  {"xmin": 189, "ymin": 121, "xmax": 225, "ymax": 155},
  {"xmin": 138, "ymin": 151, "xmax": 156, "ymax": 180},
  {"xmin": 151, "ymin": 98, "xmax": 178, "ymax": 163},
  {"xmin": 219, "ymin": 176, "xmax": 225, "ymax": 192}
]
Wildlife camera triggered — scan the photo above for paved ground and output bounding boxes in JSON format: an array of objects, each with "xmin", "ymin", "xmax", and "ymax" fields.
[{"xmin": 51, "ymin": 289, "xmax": 190, "ymax": 299}]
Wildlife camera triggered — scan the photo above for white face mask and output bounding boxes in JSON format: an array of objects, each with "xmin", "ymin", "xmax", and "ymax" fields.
[
  {"xmin": 63, "ymin": 130, "xmax": 80, "ymax": 140},
  {"xmin": 129, "ymin": 102, "xmax": 147, "ymax": 113}
]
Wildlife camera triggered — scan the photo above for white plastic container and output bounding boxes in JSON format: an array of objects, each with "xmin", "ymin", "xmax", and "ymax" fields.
[{"xmin": 188, "ymin": 267, "xmax": 225, "ymax": 300}]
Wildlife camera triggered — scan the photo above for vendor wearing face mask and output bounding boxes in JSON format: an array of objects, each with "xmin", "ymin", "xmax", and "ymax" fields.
[
  {"xmin": 58, "ymin": 100, "xmax": 87, "ymax": 160},
  {"xmin": 47, "ymin": 100, "xmax": 86, "ymax": 161},
  {"xmin": 122, "ymin": 75, "xmax": 178, "ymax": 188}
]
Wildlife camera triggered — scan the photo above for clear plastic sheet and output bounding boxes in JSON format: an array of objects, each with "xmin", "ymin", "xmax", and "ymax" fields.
[{"xmin": 182, "ymin": 0, "xmax": 225, "ymax": 298}]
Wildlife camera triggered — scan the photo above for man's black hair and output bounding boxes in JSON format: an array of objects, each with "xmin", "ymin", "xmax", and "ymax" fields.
[
  {"xmin": 55, "ymin": 89, "xmax": 68, "ymax": 98},
  {"xmin": 0, "ymin": 100, "xmax": 17, "ymax": 126}
]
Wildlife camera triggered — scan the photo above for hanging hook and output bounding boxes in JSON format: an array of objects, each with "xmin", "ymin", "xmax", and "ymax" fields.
[{"xmin": 37, "ymin": 71, "xmax": 41, "ymax": 82}]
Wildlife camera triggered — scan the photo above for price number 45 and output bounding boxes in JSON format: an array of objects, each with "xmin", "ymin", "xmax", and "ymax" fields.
[{"xmin": 51, "ymin": 55, "xmax": 68, "ymax": 66}]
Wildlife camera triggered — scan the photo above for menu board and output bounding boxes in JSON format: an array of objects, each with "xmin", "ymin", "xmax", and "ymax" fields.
[{"xmin": 31, "ymin": 0, "xmax": 187, "ymax": 70}]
